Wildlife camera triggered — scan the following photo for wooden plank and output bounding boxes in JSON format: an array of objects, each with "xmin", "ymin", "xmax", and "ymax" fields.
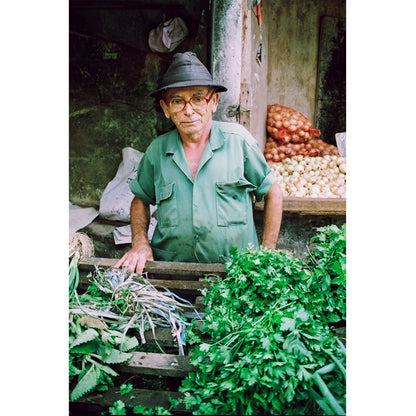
[
  {"xmin": 115, "ymin": 351, "xmax": 194, "ymax": 377},
  {"xmin": 72, "ymin": 386, "xmax": 187, "ymax": 412},
  {"xmin": 239, "ymin": 0, "xmax": 252, "ymax": 131},
  {"xmin": 255, "ymin": 196, "xmax": 346, "ymax": 215},
  {"xmin": 79, "ymin": 258, "xmax": 226, "ymax": 277},
  {"xmin": 144, "ymin": 261, "xmax": 226, "ymax": 277}
]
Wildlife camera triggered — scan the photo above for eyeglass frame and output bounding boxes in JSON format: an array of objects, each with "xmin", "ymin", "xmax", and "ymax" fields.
[{"xmin": 163, "ymin": 89, "xmax": 216, "ymax": 113}]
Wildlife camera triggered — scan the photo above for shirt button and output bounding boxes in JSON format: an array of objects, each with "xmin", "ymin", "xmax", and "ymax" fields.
[{"xmin": 232, "ymin": 194, "xmax": 238, "ymax": 199}]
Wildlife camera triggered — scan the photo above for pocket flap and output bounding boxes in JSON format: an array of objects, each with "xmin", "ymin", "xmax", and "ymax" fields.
[
  {"xmin": 156, "ymin": 183, "xmax": 174, "ymax": 204},
  {"xmin": 216, "ymin": 178, "xmax": 256, "ymax": 192}
]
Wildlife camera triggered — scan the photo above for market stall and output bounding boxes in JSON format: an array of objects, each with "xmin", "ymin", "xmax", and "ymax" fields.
[
  {"xmin": 70, "ymin": 223, "xmax": 346, "ymax": 415},
  {"xmin": 69, "ymin": 1, "xmax": 346, "ymax": 414}
]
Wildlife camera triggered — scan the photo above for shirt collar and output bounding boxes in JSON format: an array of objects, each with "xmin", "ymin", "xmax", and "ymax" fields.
[
  {"xmin": 209, "ymin": 121, "xmax": 225, "ymax": 151},
  {"xmin": 164, "ymin": 129, "xmax": 181, "ymax": 155}
]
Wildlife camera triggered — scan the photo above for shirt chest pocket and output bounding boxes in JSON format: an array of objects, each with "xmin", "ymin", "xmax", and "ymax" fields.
[
  {"xmin": 156, "ymin": 183, "xmax": 178, "ymax": 228},
  {"xmin": 215, "ymin": 179, "xmax": 256, "ymax": 226}
]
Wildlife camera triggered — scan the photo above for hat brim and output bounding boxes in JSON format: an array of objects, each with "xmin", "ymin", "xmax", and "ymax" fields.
[{"xmin": 150, "ymin": 81, "xmax": 228, "ymax": 97}]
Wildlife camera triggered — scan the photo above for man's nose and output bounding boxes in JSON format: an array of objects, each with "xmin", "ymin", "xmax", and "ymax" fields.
[{"xmin": 183, "ymin": 101, "xmax": 194, "ymax": 115}]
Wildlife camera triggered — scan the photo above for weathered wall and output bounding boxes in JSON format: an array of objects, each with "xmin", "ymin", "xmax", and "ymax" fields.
[
  {"xmin": 246, "ymin": 6, "xmax": 269, "ymax": 150},
  {"xmin": 265, "ymin": 0, "xmax": 346, "ymax": 122}
]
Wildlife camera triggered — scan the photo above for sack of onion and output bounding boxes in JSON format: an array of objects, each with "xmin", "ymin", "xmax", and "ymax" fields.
[
  {"xmin": 269, "ymin": 155, "xmax": 346, "ymax": 198},
  {"xmin": 264, "ymin": 136, "xmax": 339, "ymax": 163},
  {"xmin": 266, "ymin": 104, "xmax": 321, "ymax": 143}
]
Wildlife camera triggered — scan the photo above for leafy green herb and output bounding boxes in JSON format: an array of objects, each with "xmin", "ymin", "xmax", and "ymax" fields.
[
  {"xmin": 179, "ymin": 224, "xmax": 346, "ymax": 415},
  {"xmin": 69, "ymin": 314, "xmax": 138, "ymax": 401},
  {"xmin": 69, "ymin": 253, "xmax": 80, "ymax": 297},
  {"xmin": 109, "ymin": 400, "xmax": 127, "ymax": 415},
  {"xmin": 119, "ymin": 383, "xmax": 133, "ymax": 395},
  {"xmin": 132, "ymin": 405, "xmax": 172, "ymax": 415}
]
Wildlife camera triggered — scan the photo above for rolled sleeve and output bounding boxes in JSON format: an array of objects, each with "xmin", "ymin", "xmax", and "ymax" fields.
[
  {"xmin": 254, "ymin": 170, "xmax": 275, "ymax": 202},
  {"xmin": 243, "ymin": 139, "xmax": 275, "ymax": 202}
]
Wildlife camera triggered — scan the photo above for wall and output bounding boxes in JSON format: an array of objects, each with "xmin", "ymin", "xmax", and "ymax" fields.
[
  {"xmin": 265, "ymin": 0, "xmax": 346, "ymax": 123},
  {"xmin": 245, "ymin": 4, "xmax": 269, "ymax": 151}
]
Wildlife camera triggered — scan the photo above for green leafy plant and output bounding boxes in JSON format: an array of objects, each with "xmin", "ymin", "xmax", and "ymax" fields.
[
  {"xmin": 69, "ymin": 253, "xmax": 80, "ymax": 297},
  {"xmin": 304, "ymin": 224, "xmax": 346, "ymax": 324},
  {"xmin": 70, "ymin": 268, "xmax": 194, "ymax": 355},
  {"xmin": 69, "ymin": 267, "xmax": 196, "ymax": 403},
  {"xmin": 109, "ymin": 400, "xmax": 127, "ymax": 415},
  {"xmin": 119, "ymin": 382, "xmax": 134, "ymax": 395},
  {"xmin": 69, "ymin": 314, "xmax": 139, "ymax": 401},
  {"xmin": 179, "ymin": 224, "xmax": 346, "ymax": 415},
  {"xmin": 132, "ymin": 405, "xmax": 173, "ymax": 415},
  {"xmin": 107, "ymin": 384, "xmax": 173, "ymax": 415}
]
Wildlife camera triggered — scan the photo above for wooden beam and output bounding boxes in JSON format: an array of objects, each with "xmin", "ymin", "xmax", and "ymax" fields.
[
  {"xmin": 239, "ymin": 0, "xmax": 252, "ymax": 130},
  {"xmin": 255, "ymin": 196, "xmax": 346, "ymax": 215},
  {"xmin": 78, "ymin": 258, "xmax": 226, "ymax": 277},
  {"xmin": 116, "ymin": 351, "xmax": 194, "ymax": 377},
  {"xmin": 72, "ymin": 386, "xmax": 187, "ymax": 412}
]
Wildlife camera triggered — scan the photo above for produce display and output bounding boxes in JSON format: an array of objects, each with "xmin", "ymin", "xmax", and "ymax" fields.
[
  {"xmin": 180, "ymin": 224, "xmax": 346, "ymax": 415},
  {"xmin": 69, "ymin": 268, "xmax": 196, "ymax": 402},
  {"xmin": 265, "ymin": 104, "xmax": 339, "ymax": 163},
  {"xmin": 69, "ymin": 224, "xmax": 346, "ymax": 415},
  {"xmin": 270, "ymin": 155, "xmax": 346, "ymax": 198},
  {"xmin": 264, "ymin": 104, "xmax": 345, "ymax": 198},
  {"xmin": 264, "ymin": 135, "xmax": 339, "ymax": 163},
  {"xmin": 267, "ymin": 104, "xmax": 321, "ymax": 144}
]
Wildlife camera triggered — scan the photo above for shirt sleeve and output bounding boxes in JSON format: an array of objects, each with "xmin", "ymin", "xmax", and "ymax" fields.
[
  {"xmin": 242, "ymin": 133, "xmax": 276, "ymax": 202},
  {"xmin": 129, "ymin": 152, "xmax": 156, "ymax": 205}
]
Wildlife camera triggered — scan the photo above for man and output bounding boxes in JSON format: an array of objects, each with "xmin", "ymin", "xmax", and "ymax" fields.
[{"xmin": 115, "ymin": 52, "xmax": 283, "ymax": 274}]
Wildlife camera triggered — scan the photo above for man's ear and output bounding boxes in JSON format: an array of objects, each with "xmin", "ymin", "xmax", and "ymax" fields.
[
  {"xmin": 211, "ymin": 92, "xmax": 220, "ymax": 114},
  {"xmin": 159, "ymin": 99, "xmax": 171, "ymax": 119}
]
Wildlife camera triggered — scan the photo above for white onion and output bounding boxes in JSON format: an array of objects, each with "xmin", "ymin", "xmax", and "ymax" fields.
[{"xmin": 268, "ymin": 155, "xmax": 346, "ymax": 198}]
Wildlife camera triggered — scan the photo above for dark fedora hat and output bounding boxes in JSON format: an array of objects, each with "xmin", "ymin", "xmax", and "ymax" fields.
[{"xmin": 150, "ymin": 52, "xmax": 228, "ymax": 97}]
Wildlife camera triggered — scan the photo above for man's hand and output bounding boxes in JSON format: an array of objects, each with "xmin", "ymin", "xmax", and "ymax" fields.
[
  {"xmin": 114, "ymin": 197, "xmax": 153, "ymax": 274},
  {"xmin": 114, "ymin": 246, "xmax": 154, "ymax": 275}
]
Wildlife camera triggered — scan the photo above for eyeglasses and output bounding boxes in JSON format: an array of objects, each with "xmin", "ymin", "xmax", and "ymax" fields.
[{"xmin": 165, "ymin": 90, "xmax": 216, "ymax": 113}]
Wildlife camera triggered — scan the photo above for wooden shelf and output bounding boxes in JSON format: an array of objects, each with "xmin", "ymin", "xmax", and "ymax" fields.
[
  {"xmin": 79, "ymin": 258, "xmax": 225, "ymax": 276},
  {"xmin": 73, "ymin": 387, "xmax": 186, "ymax": 413},
  {"xmin": 78, "ymin": 258, "xmax": 226, "ymax": 295},
  {"xmin": 256, "ymin": 196, "xmax": 346, "ymax": 215}
]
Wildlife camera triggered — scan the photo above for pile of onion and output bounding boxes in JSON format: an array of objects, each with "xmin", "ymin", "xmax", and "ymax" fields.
[
  {"xmin": 264, "ymin": 136, "xmax": 339, "ymax": 163},
  {"xmin": 265, "ymin": 104, "xmax": 339, "ymax": 163},
  {"xmin": 266, "ymin": 104, "xmax": 321, "ymax": 143},
  {"xmin": 270, "ymin": 155, "xmax": 346, "ymax": 198}
]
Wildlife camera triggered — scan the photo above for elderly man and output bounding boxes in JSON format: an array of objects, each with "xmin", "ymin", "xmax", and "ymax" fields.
[{"xmin": 115, "ymin": 52, "xmax": 283, "ymax": 274}]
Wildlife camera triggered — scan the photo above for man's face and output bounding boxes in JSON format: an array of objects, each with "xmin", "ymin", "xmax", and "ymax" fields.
[{"xmin": 160, "ymin": 86, "xmax": 219, "ymax": 138}]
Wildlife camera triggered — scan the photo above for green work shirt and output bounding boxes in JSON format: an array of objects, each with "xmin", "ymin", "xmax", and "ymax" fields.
[{"xmin": 130, "ymin": 120, "xmax": 275, "ymax": 263}]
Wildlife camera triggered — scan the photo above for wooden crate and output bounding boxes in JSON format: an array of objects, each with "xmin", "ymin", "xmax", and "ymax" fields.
[
  {"xmin": 71, "ymin": 259, "xmax": 226, "ymax": 415},
  {"xmin": 255, "ymin": 196, "xmax": 346, "ymax": 215}
]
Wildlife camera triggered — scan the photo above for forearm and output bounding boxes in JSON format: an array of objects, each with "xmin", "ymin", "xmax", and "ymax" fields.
[
  {"xmin": 130, "ymin": 196, "xmax": 151, "ymax": 252},
  {"xmin": 261, "ymin": 182, "xmax": 283, "ymax": 248}
]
